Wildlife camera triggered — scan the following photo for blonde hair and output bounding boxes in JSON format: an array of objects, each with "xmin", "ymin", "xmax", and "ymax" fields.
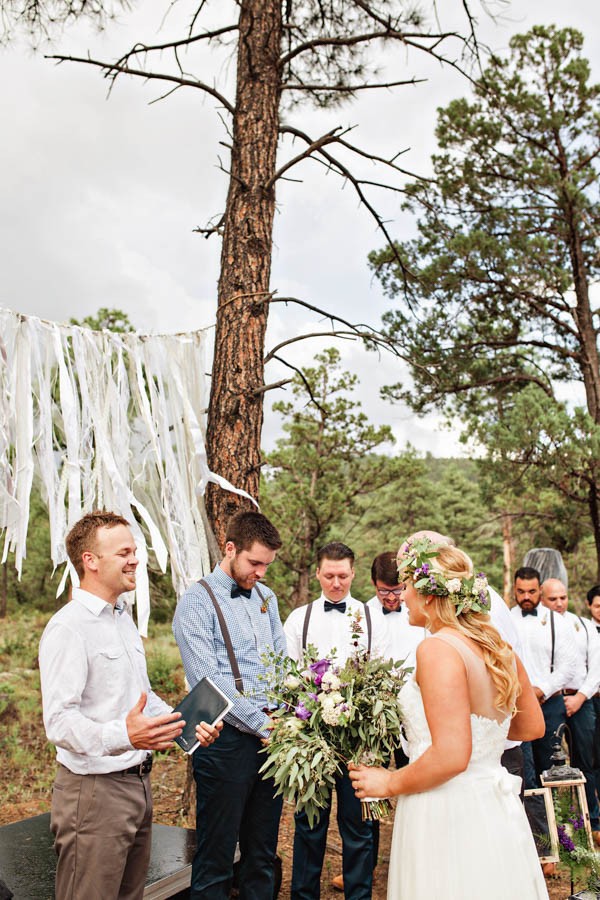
[{"xmin": 427, "ymin": 545, "xmax": 520, "ymax": 713}]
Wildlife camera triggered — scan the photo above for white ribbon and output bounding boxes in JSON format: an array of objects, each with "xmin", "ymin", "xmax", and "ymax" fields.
[{"xmin": 0, "ymin": 306, "xmax": 237, "ymax": 636}]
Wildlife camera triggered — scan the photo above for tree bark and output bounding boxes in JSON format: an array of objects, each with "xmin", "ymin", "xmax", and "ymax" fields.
[
  {"xmin": 205, "ymin": 0, "xmax": 283, "ymax": 548},
  {"xmin": 501, "ymin": 512, "xmax": 513, "ymax": 606}
]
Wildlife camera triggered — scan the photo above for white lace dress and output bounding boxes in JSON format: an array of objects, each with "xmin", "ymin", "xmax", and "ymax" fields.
[{"xmin": 387, "ymin": 635, "xmax": 549, "ymax": 900}]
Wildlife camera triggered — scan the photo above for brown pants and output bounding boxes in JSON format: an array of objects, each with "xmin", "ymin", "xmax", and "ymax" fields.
[{"xmin": 51, "ymin": 764, "xmax": 153, "ymax": 900}]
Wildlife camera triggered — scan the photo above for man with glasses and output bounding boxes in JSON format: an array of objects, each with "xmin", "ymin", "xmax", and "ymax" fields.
[{"xmin": 367, "ymin": 550, "xmax": 426, "ymax": 674}]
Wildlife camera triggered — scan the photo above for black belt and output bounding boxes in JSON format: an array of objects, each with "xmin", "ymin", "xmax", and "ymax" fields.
[
  {"xmin": 119, "ymin": 755, "xmax": 152, "ymax": 776},
  {"xmin": 562, "ymin": 689, "xmax": 579, "ymax": 696}
]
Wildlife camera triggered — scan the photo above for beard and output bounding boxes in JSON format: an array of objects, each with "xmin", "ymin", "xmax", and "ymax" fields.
[{"xmin": 230, "ymin": 556, "xmax": 255, "ymax": 590}]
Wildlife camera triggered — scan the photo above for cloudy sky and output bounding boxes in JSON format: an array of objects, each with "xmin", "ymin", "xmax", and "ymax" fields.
[{"xmin": 0, "ymin": 0, "xmax": 597, "ymax": 455}]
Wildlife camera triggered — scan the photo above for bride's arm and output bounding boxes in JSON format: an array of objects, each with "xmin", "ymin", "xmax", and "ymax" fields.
[
  {"xmin": 507, "ymin": 655, "xmax": 545, "ymax": 741},
  {"xmin": 349, "ymin": 639, "xmax": 472, "ymax": 799}
]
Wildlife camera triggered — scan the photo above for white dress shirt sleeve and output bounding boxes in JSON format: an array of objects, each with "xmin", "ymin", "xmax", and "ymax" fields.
[
  {"xmin": 541, "ymin": 612, "xmax": 577, "ymax": 699},
  {"xmin": 40, "ymin": 621, "xmax": 133, "ymax": 756},
  {"xmin": 580, "ymin": 619, "xmax": 600, "ymax": 699}
]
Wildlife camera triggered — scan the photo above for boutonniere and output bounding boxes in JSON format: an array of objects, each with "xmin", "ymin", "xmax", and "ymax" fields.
[
  {"xmin": 541, "ymin": 615, "xmax": 548, "ymax": 626},
  {"xmin": 575, "ymin": 621, "xmax": 581, "ymax": 632},
  {"xmin": 261, "ymin": 595, "xmax": 269, "ymax": 614}
]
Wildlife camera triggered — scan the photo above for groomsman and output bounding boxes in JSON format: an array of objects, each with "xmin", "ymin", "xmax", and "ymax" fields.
[
  {"xmin": 367, "ymin": 550, "xmax": 426, "ymax": 670},
  {"xmin": 540, "ymin": 578, "xmax": 600, "ymax": 842},
  {"xmin": 284, "ymin": 542, "xmax": 387, "ymax": 900},
  {"xmin": 510, "ymin": 567, "xmax": 577, "ymax": 790},
  {"xmin": 588, "ymin": 585, "xmax": 600, "ymax": 807}
]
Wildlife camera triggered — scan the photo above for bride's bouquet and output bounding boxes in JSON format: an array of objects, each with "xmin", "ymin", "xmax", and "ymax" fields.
[{"xmin": 259, "ymin": 612, "xmax": 410, "ymax": 826}]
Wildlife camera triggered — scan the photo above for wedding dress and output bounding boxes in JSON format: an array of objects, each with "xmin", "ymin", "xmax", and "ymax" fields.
[{"xmin": 387, "ymin": 631, "xmax": 549, "ymax": 899}]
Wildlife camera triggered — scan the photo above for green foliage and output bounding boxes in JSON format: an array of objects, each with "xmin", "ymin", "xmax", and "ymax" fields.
[
  {"xmin": 370, "ymin": 25, "xmax": 600, "ymax": 575},
  {"xmin": 261, "ymin": 348, "xmax": 397, "ymax": 610},
  {"xmin": 70, "ymin": 307, "xmax": 135, "ymax": 333}
]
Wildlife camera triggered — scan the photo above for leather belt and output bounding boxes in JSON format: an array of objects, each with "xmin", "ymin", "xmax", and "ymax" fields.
[
  {"xmin": 119, "ymin": 755, "xmax": 152, "ymax": 776},
  {"xmin": 562, "ymin": 689, "xmax": 578, "ymax": 696}
]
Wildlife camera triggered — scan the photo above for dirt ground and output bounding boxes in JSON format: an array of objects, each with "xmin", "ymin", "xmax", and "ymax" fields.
[{"xmin": 0, "ymin": 752, "xmax": 575, "ymax": 899}]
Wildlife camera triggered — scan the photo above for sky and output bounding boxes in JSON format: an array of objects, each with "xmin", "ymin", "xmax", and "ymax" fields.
[{"xmin": 0, "ymin": 0, "xmax": 597, "ymax": 456}]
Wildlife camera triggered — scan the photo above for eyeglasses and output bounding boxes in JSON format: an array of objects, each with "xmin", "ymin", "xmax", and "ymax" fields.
[{"xmin": 376, "ymin": 587, "xmax": 404, "ymax": 598}]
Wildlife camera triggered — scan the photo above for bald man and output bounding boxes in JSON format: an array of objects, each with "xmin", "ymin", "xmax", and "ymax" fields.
[{"xmin": 542, "ymin": 578, "xmax": 600, "ymax": 842}]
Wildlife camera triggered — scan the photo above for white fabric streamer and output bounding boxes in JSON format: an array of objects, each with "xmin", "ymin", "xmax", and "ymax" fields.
[{"xmin": 0, "ymin": 307, "xmax": 247, "ymax": 636}]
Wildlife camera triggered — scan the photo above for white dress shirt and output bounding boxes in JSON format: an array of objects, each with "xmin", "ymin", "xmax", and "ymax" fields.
[
  {"xmin": 284, "ymin": 594, "xmax": 387, "ymax": 665},
  {"xmin": 39, "ymin": 588, "xmax": 171, "ymax": 774},
  {"xmin": 510, "ymin": 604, "xmax": 577, "ymax": 699},
  {"xmin": 366, "ymin": 595, "xmax": 425, "ymax": 667},
  {"xmin": 559, "ymin": 610, "xmax": 600, "ymax": 698}
]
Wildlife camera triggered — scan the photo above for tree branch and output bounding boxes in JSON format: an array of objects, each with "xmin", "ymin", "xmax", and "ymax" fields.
[{"xmin": 45, "ymin": 54, "xmax": 235, "ymax": 114}]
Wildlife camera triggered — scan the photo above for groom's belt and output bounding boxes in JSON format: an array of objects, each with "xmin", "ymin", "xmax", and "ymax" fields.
[{"xmin": 561, "ymin": 689, "xmax": 579, "ymax": 696}]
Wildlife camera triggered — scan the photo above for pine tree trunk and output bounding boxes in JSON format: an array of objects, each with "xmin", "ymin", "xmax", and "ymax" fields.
[
  {"xmin": 501, "ymin": 513, "xmax": 514, "ymax": 605},
  {"xmin": 205, "ymin": 0, "xmax": 283, "ymax": 548}
]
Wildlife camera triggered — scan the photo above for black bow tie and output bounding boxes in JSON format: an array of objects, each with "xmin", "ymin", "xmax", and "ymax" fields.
[
  {"xmin": 231, "ymin": 584, "xmax": 252, "ymax": 599},
  {"xmin": 596, "ymin": 626, "xmax": 600, "ymax": 634},
  {"xmin": 521, "ymin": 608, "xmax": 538, "ymax": 617},
  {"xmin": 382, "ymin": 607, "xmax": 399, "ymax": 616},
  {"xmin": 324, "ymin": 600, "xmax": 346, "ymax": 613}
]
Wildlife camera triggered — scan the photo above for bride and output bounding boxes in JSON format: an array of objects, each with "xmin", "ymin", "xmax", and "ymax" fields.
[{"xmin": 349, "ymin": 538, "xmax": 549, "ymax": 900}]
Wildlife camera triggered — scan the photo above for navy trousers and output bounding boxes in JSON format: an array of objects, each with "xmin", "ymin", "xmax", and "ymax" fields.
[
  {"xmin": 291, "ymin": 766, "xmax": 374, "ymax": 900},
  {"xmin": 525, "ymin": 693, "xmax": 567, "ymax": 786},
  {"xmin": 593, "ymin": 695, "xmax": 600, "ymax": 805},
  {"xmin": 567, "ymin": 698, "xmax": 599, "ymax": 829},
  {"xmin": 191, "ymin": 723, "xmax": 282, "ymax": 900}
]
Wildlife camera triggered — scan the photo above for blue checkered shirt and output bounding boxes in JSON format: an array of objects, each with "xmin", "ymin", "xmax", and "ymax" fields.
[{"xmin": 173, "ymin": 564, "xmax": 286, "ymax": 737}]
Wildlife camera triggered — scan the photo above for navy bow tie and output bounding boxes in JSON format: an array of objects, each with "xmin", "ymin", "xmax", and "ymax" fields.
[
  {"xmin": 382, "ymin": 607, "xmax": 399, "ymax": 616},
  {"xmin": 231, "ymin": 584, "xmax": 252, "ymax": 600},
  {"xmin": 324, "ymin": 600, "xmax": 346, "ymax": 613},
  {"xmin": 521, "ymin": 608, "xmax": 538, "ymax": 617}
]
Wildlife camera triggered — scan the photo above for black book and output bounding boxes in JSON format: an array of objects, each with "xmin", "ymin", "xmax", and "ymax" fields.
[{"xmin": 173, "ymin": 676, "xmax": 233, "ymax": 755}]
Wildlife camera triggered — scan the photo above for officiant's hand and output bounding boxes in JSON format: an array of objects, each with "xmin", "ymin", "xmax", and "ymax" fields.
[
  {"xmin": 196, "ymin": 720, "xmax": 223, "ymax": 747},
  {"xmin": 126, "ymin": 692, "xmax": 184, "ymax": 750},
  {"xmin": 348, "ymin": 762, "xmax": 392, "ymax": 800}
]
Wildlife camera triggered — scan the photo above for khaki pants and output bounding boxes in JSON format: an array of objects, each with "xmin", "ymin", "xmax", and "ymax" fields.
[{"xmin": 51, "ymin": 764, "xmax": 153, "ymax": 900}]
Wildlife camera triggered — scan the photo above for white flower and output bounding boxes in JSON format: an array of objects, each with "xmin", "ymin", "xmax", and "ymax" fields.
[
  {"xmin": 283, "ymin": 717, "xmax": 304, "ymax": 732},
  {"xmin": 321, "ymin": 671, "xmax": 342, "ymax": 692},
  {"xmin": 446, "ymin": 578, "xmax": 462, "ymax": 594},
  {"xmin": 284, "ymin": 675, "xmax": 301, "ymax": 690},
  {"xmin": 473, "ymin": 576, "xmax": 488, "ymax": 593},
  {"xmin": 300, "ymin": 669, "xmax": 313, "ymax": 681},
  {"xmin": 321, "ymin": 703, "xmax": 342, "ymax": 726}
]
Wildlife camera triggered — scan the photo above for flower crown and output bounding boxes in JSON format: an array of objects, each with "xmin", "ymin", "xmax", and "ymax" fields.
[{"xmin": 397, "ymin": 537, "xmax": 490, "ymax": 616}]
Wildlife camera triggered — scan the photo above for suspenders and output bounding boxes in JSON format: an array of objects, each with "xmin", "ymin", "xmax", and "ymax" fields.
[
  {"xmin": 577, "ymin": 614, "xmax": 590, "ymax": 672},
  {"xmin": 198, "ymin": 578, "xmax": 267, "ymax": 694},
  {"xmin": 550, "ymin": 609, "xmax": 555, "ymax": 673},
  {"xmin": 301, "ymin": 601, "xmax": 372, "ymax": 654}
]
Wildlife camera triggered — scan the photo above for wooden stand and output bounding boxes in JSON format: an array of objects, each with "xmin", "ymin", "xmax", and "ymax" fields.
[{"xmin": 540, "ymin": 772, "xmax": 595, "ymax": 850}]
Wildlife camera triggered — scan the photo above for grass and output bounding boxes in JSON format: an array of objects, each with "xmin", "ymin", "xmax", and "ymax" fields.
[{"xmin": 0, "ymin": 610, "xmax": 187, "ymax": 823}]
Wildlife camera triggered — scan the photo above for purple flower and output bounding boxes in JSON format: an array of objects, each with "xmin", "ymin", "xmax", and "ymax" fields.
[
  {"xmin": 295, "ymin": 702, "xmax": 311, "ymax": 721},
  {"xmin": 308, "ymin": 692, "xmax": 319, "ymax": 702},
  {"xmin": 309, "ymin": 658, "xmax": 331, "ymax": 685},
  {"xmin": 557, "ymin": 825, "xmax": 575, "ymax": 853},
  {"xmin": 310, "ymin": 659, "xmax": 331, "ymax": 676},
  {"xmin": 420, "ymin": 563, "xmax": 430, "ymax": 576}
]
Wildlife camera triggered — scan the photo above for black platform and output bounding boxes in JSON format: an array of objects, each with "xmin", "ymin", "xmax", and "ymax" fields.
[{"xmin": 0, "ymin": 813, "xmax": 195, "ymax": 899}]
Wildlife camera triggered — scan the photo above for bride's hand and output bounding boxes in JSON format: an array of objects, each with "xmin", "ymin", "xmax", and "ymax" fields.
[{"xmin": 348, "ymin": 763, "xmax": 393, "ymax": 799}]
